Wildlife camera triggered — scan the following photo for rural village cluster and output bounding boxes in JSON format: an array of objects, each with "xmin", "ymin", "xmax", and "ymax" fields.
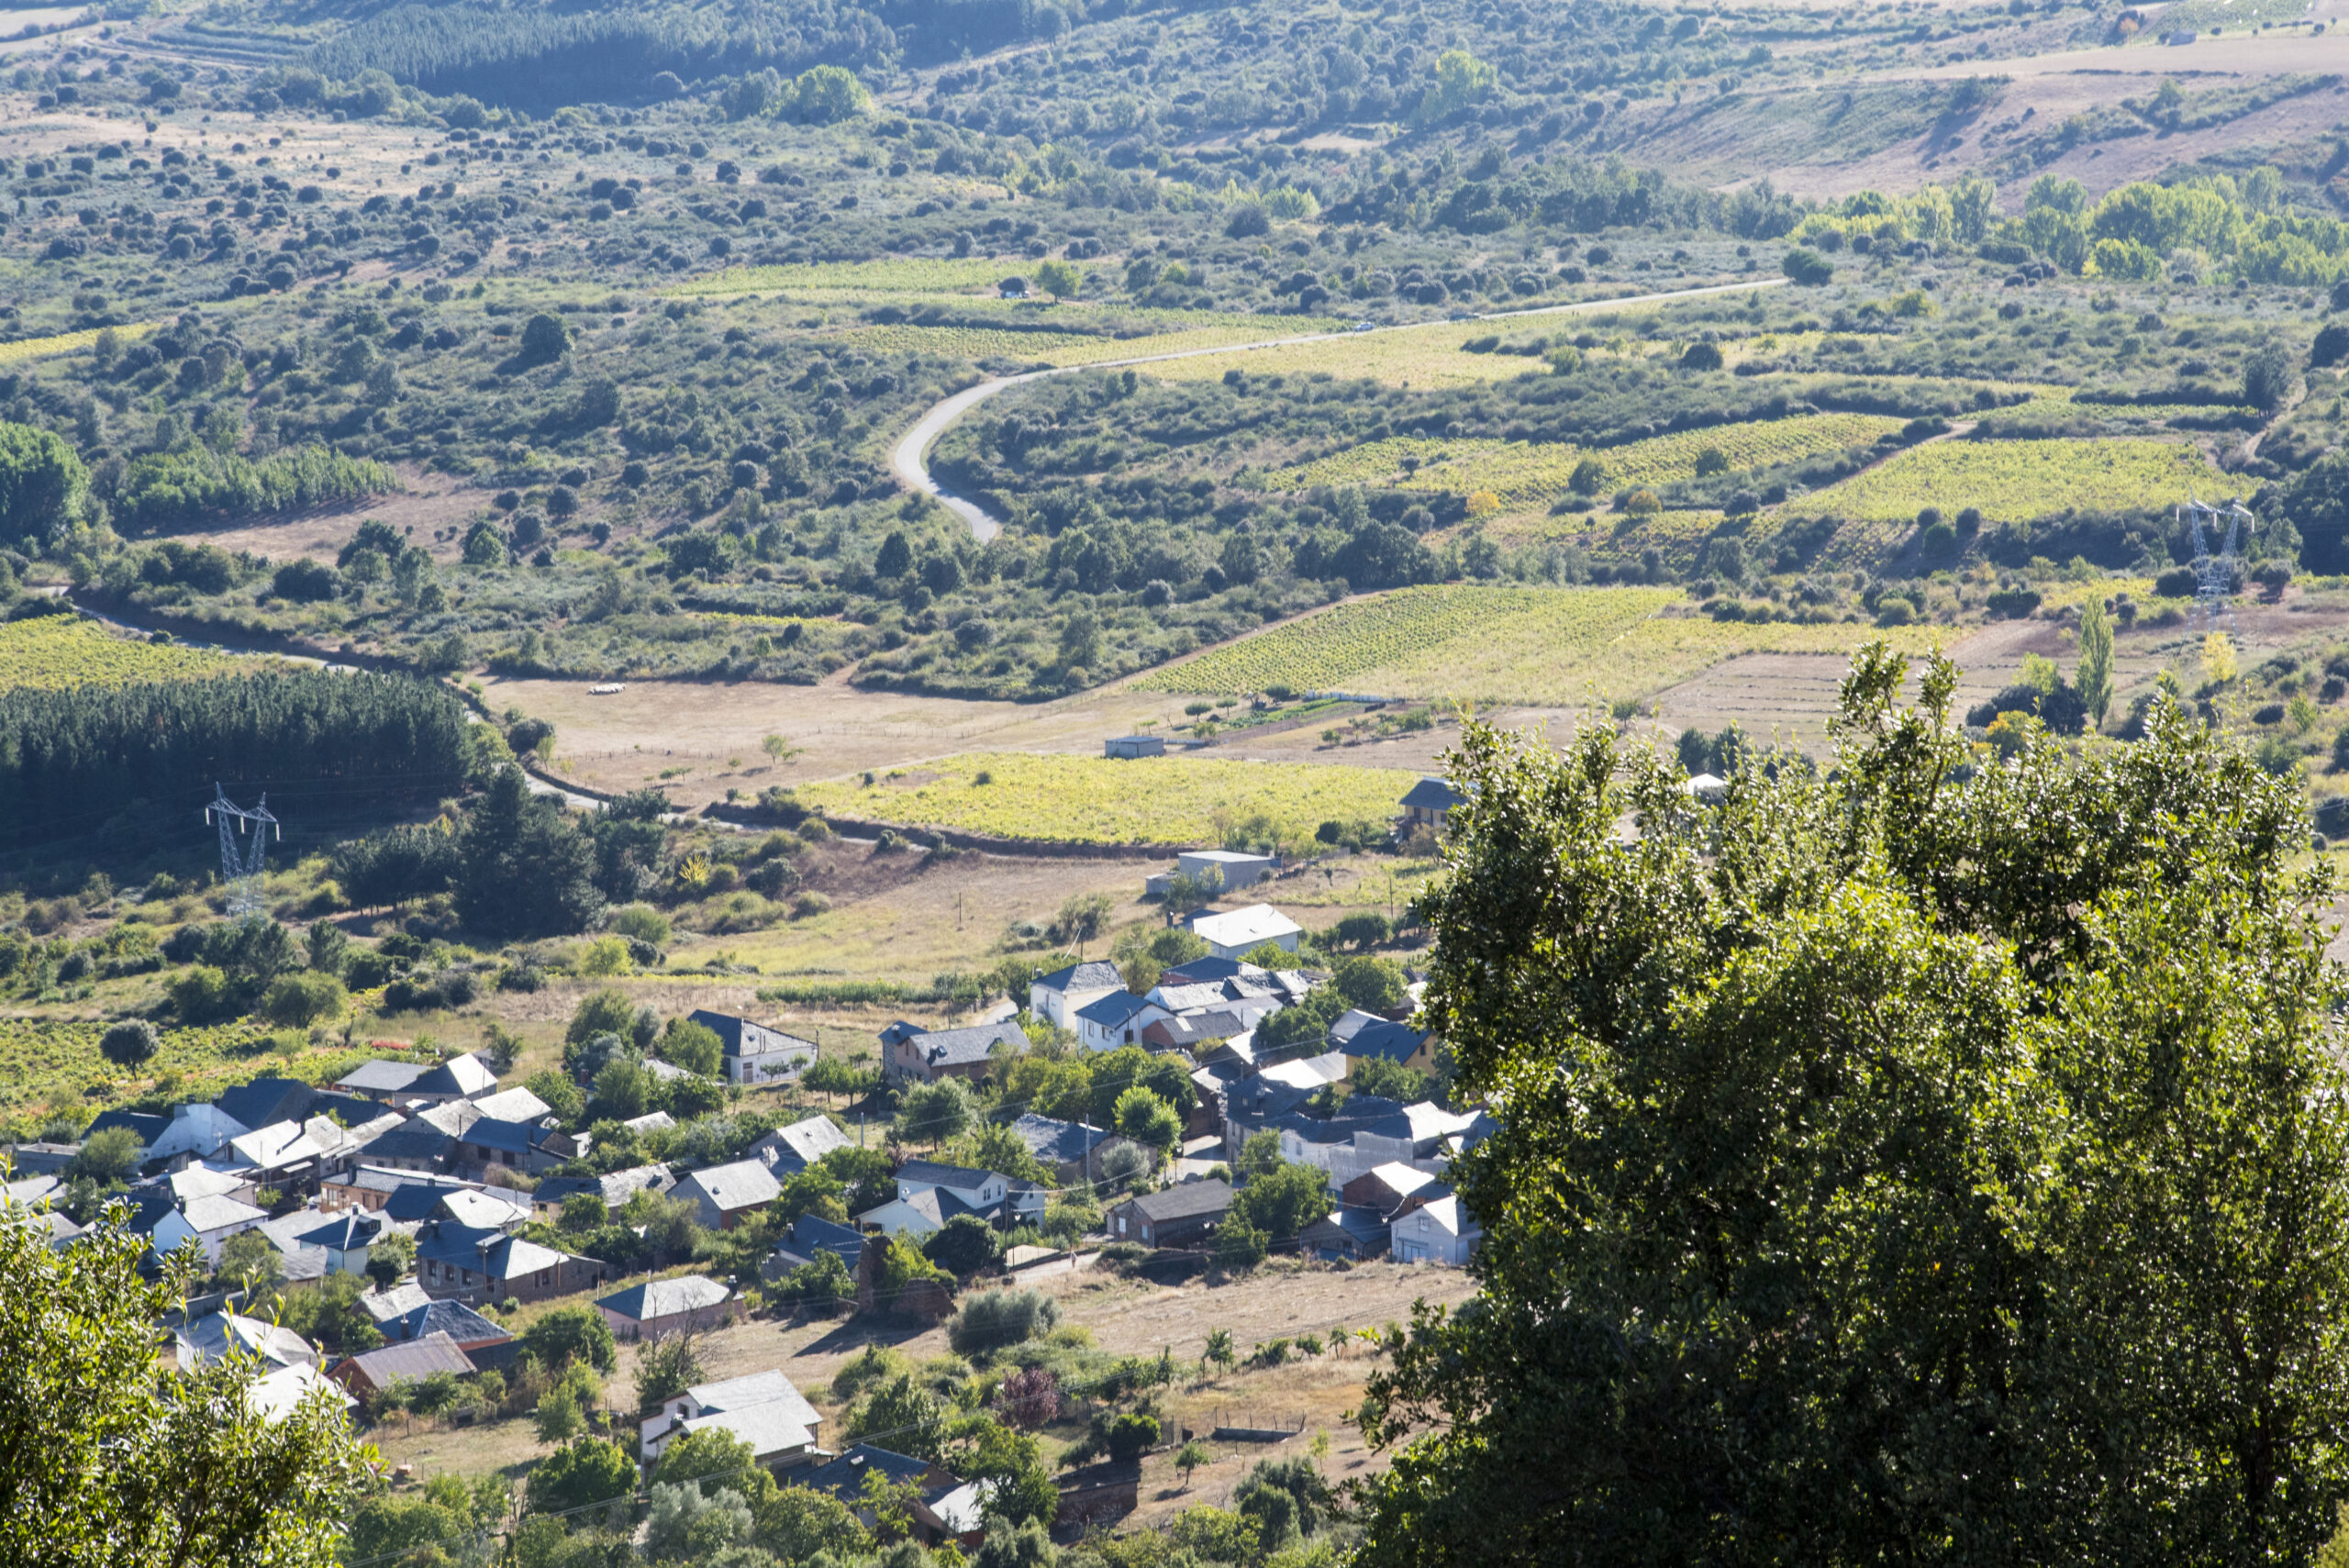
[{"xmin": 8, "ymin": 770, "xmax": 1478, "ymax": 1545}]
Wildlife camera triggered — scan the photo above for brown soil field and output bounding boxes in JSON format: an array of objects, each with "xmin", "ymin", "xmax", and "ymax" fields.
[
  {"xmin": 1653, "ymin": 587, "xmax": 2349, "ymax": 753},
  {"xmin": 495, "ymin": 670, "xmax": 1522, "ymax": 808},
  {"xmin": 172, "ymin": 465, "xmax": 486, "ymax": 565}
]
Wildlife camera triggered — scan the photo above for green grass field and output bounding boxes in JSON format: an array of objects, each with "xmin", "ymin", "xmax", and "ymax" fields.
[
  {"xmin": 794, "ymin": 751, "xmax": 1419, "ymax": 847},
  {"xmin": 0, "ymin": 616, "xmax": 246, "ymax": 690},
  {"xmin": 1136, "ymin": 584, "xmax": 1944, "ymax": 704}
]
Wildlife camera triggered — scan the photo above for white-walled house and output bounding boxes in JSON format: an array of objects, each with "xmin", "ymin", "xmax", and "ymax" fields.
[
  {"xmin": 1188, "ymin": 905, "xmax": 1303, "ymax": 961},
  {"xmin": 640, "ymin": 1370, "xmax": 824, "ymax": 1469},
  {"xmin": 150, "ymin": 1192, "xmax": 270, "ymax": 1266},
  {"xmin": 1390, "ymin": 1194, "xmax": 1481, "ymax": 1266},
  {"xmin": 1027, "ymin": 961, "xmax": 1124, "ymax": 1031}
]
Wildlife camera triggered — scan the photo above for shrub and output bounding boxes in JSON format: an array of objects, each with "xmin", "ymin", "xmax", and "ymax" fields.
[
  {"xmin": 262, "ymin": 970, "xmax": 347, "ymax": 1027},
  {"xmin": 98, "ymin": 1019, "xmax": 158, "ymax": 1069},
  {"xmin": 947, "ymin": 1288, "xmax": 1060, "ymax": 1355},
  {"xmin": 1102, "ymin": 1411, "xmax": 1160, "ymax": 1462}
]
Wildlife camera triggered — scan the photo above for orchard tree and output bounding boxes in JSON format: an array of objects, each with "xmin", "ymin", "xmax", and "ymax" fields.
[{"xmin": 1356, "ymin": 645, "xmax": 2349, "ymax": 1565}]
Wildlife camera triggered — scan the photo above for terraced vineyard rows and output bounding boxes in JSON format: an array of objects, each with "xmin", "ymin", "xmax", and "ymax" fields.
[
  {"xmin": 1802, "ymin": 437, "xmax": 2232, "ymax": 524},
  {"xmin": 1139, "ymin": 584, "xmax": 1942, "ymax": 704},
  {"xmin": 672, "ymin": 259, "xmax": 1016, "ymax": 295},
  {"xmin": 794, "ymin": 751, "xmax": 1415, "ymax": 847},
  {"xmin": 0, "ymin": 616, "xmax": 246, "ymax": 690},
  {"xmin": 1266, "ymin": 414, "xmax": 1907, "ymax": 506}
]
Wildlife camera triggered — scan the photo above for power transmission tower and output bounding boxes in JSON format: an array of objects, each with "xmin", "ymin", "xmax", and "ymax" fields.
[
  {"xmin": 2180, "ymin": 494, "xmax": 2255, "ymax": 634},
  {"xmin": 206, "ymin": 785, "xmax": 278, "ymax": 917}
]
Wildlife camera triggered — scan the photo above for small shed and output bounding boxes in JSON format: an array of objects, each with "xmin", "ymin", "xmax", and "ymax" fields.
[{"xmin": 1105, "ymin": 735, "xmax": 1165, "ymax": 760}]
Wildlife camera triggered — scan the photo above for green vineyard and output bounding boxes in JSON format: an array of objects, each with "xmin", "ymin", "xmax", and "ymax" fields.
[
  {"xmin": 1802, "ymin": 437, "xmax": 2232, "ymax": 522},
  {"xmin": 0, "ymin": 616, "xmax": 246, "ymax": 691},
  {"xmin": 1137, "ymin": 584, "xmax": 1943, "ymax": 705},
  {"xmin": 794, "ymin": 751, "xmax": 1417, "ymax": 847}
]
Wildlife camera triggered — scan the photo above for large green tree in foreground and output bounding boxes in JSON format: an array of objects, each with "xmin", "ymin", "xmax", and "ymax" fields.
[
  {"xmin": 0, "ymin": 1195, "xmax": 372, "ymax": 1566},
  {"xmin": 1358, "ymin": 645, "xmax": 2349, "ymax": 1565}
]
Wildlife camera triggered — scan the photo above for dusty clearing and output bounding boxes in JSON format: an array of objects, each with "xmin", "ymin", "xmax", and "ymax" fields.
[
  {"xmin": 1653, "ymin": 589, "xmax": 2349, "ymax": 752},
  {"xmin": 497, "ymin": 672, "xmax": 1521, "ymax": 807},
  {"xmin": 174, "ymin": 466, "xmax": 487, "ymax": 565}
]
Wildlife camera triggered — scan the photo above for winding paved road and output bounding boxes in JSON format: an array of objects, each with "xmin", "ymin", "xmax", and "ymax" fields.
[{"xmin": 888, "ymin": 276, "xmax": 1790, "ymax": 539}]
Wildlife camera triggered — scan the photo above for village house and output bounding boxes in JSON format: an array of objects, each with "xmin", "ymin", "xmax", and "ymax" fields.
[
  {"xmin": 328, "ymin": 1332, "xmax": 476, "ymax": 1399},
  {"xmin": 1399, "ymin": 775, "xmax": 1464, "ymax": 832},
  {"xmin": 673, "ymin": 1159, "xmax": 783, "ymax": 1230},
  {"xmin": 1391, "ymin": 1194, "xmax": 1481, "ymax": 1266},
  {"xmin": 1330, "ymin": 1011, "xmax": 1439, "ymax": 1075},
  {"xmin": 596, "ymin": 1274, "xmax": 741, "ymax": 1340},
  {"xmin": 416, "ymin": 1224, "xmax": 608, "ymax": 1304},
  {"xmin": 1188, "ymin": 905, "xmax": 1304, "ymax": 961},
  {"xmin": 1074, "ymin": 990, "xmax": 1171, "ymax": 1052},
  {"xmin": 1298, "ymin": 1205, "xmax": 1391, "ymax": 1262},
  {"xmin": 640, "ymin": 1370, "xmax": 824, "ymax": 1469},
  {"xmin": 1005, "ymin": 1113, "xmax": 1123, "ymax": 1184},
  {"xmin": 880, "ymin": 1019, "xmax": 1027, "ymax": 1085},
  {"xmin": 1106, "ymin": 1177, "xmax": 1233, "ymax": 1249},
  {"xmin": 1143, "ymin": 849, "xmax": 1277, "ymax": 899},
  {"xmin": 800, "ymin": 1445, "xmax": 992, "ymax": 1549},
  {"xmin": 150, "ymin": 1191, "xmax": 269, "ymax": 1267},
  {"xmin": 687, "ymin": 1009, "xmax": 819, "ymax": 1088},
  {"xmin": 748, "ymin": 1114, "xmax": 850, "ymax": 1176},
  {"xmin": 532, "ymin": 1164, "xmax": 676, "ymax": 1216},
  {"xmin": 856, "ymin": 1160, "xmax": 1009, "ymax": 1237},
  {"xmin": 1027, "ymin": 960, "xmax": 1124, "ymax": 1030}
]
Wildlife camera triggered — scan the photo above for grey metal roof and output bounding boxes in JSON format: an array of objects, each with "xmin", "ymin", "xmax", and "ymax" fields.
[{"xmin": 390, "ymin": 1298, "xmax": 510, "ymax": 1346}]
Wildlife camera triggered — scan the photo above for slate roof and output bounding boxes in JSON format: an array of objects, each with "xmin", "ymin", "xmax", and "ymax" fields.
[
  {"xmin": 337, "ymin": 1061, "xmax": 428, "ymax": 1095},
  {"xmin": 687, "ymin": 1009, "xmax": 817, "ymax": 1060},
  {"xmin": 679, "ymin": 1403, "xmax": 813, "ymax": 1460},
  {"xmin": 469, "ymin": 1086, "xmax": 553, "ymax": 1123},
  {"xmin": 83, "ymin": 1108, "xmax": 170, "ymax": 1148},
  {"xmin": 1158, "ymin": 957, "xmax": 1259, "ymax": 986},
  {"xmin": 785, "ymin": 1214, "xmax": 865, "ymax": 1267},
  {"xmin": 1414, "ymin": 1195, "xmax": 1475, "ymax": 1238},
  {"xmin": 896, "ymin": 1160, "xmax": 996, "ymax": 1193},
  {"xmin": 1074, "ymin": 990, "xmax": 1160, "ymax": 1029},
  {"xmin": 688, "ymin": 1370, "xmax": 821, "ymax": 1427},
  {"xmin": 1302, "ymin": 1205, "xmax": 1390, "ymax": 1252},
  {"xmin": 354, "ymin": 1121, "xmax": 455, "ymax": 1165},
  {"xmin": 889, "ymin": 1019, "xmax": 1027, "ymax": 1069},
  {"xmin": 598, "ymin": 1273, "xmax": 732, "ymax": 1323},
  {"xmin": 1333, "ymin": 1015, "xmax": 1429, "ymax": 1063},
  {"xmin": 678, "ymin": 1159, "xmax": 782, "ymax": 1212},
  {"xmin": 338, "ymin": 1330, "xmax": 474, "ymax": 1385},
  {"xmin": 859, "ymin": 1185, "xmax": 985, "ymax": 1230},
  {"xmin": 1120, "ymin": 1177, "xmax": 1233, "ymax": 1224},
  {"xmin": 456, "ymin": 1118, "xmax": 540, "ymax": 1156},
  {"xmin": 751, "ymin": 1114, "xmax": 849, "ymax": 1173},
  {"xmin": 379, "ymin": 1180, "xmax": 489, "ymax": 1223},
  {"xmin": 213, "ymin": 1077, "xmax": 320, "ymax": 1135},
  {"xmin": 1399, "ymin": 776, "xmax": 1464, "ymax": 812},
  {"xmin": 181, "ymin": 1193, "xmax": 268, "ymax": 1234},
  {"xmin": 533, "ymin": 1165, "xmax": 675, "ymax": 1211},
  {"xmin": 388, "ymin": 1298, "xmax": 511, "ymax": 1347},
  {"xmin": 360, "ymin": 1283, "xmax": 434, "ymax": 1323},
  {"xmin": 1150, "ymin": 983, "xmax": 1239, "ymax": 1013},
  {"xmin": 167, "ymin": 1166, "xmax": 246, "ymax": 1205},
  {"xmin": 1008, "ymin": 1113, "xmax": 1111, "ymax": 1165},
  {"xmin": 293, "ymin": 1210, "xmax": 381, "ymax": 1251},
  {"xmin": 798, "ymin": 1444, "xmax": 937, "ymax": 1499},
  {"xmin": 1035, "ymin": 960, "xmax": 1123, "ymax": 995},
  {"xmin": 409, "ymin": 1055, "xmax": 498, "ymax": 1099}
]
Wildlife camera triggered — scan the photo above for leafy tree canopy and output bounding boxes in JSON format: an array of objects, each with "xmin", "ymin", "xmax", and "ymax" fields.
[{"xmin": 1358, "ymin": 645, "xmax": 2349, "ymax": 1565}]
